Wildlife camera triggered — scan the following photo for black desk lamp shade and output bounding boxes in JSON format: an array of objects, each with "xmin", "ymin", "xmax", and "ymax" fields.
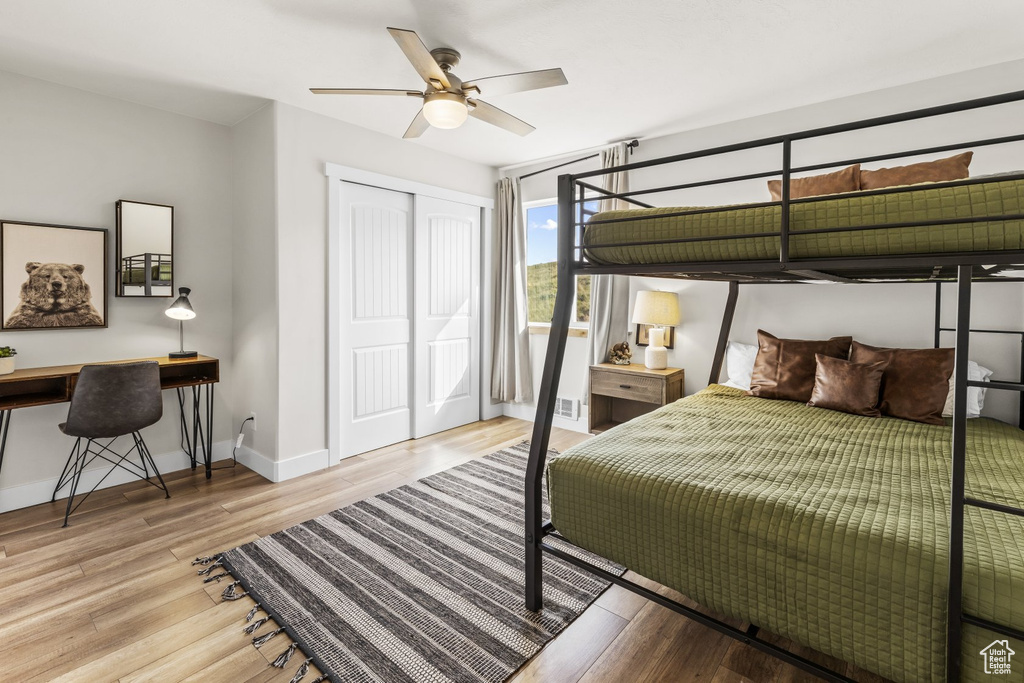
[{"xmin": 166, "ymin": 287, "xmax": 197, "ymax": 359}]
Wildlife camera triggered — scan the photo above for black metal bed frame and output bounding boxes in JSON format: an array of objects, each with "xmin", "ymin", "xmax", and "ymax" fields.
[
  {"xmin": 120, "ymin": 252, "xmax": 173, "ymax": 297},
  {"xmin": 524, "ymin": 89, "xmax": 1024, "ymax": 682}
]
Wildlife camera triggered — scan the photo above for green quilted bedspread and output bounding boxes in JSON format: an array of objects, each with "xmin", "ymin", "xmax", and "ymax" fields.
[
  {"xmin": 583, "ymin": 178, "xmax": 1024, "ymax": 265},
  {"xmin": 547, "ymin": 385, "xmax": 1024, "ymax": 682}
]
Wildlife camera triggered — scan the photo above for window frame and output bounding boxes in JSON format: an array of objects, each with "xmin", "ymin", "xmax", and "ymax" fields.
[{"xmin": 523, "ymin": 197, "xmax": 590, "ymax": 332}]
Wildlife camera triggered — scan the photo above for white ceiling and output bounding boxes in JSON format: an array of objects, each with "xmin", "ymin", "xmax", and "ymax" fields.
[{"xmin": 2, "ymin": 0, "xmax": 1024, "ymax": 168}]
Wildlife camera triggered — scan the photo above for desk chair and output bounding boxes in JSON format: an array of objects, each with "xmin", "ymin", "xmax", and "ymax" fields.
[{"xmin": 52, "ymin": 361, "xmax": 169, "ymax": 527}]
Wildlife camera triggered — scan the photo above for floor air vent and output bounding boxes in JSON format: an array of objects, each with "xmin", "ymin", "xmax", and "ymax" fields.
[{"xmin": 554, "ymin": 397, "xmax": 580, "ymax": 420}]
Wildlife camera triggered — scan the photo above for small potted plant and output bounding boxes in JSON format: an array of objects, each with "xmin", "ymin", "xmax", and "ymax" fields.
[{"xmin": 0, "ymin": 346, "xmax": 17, "ymax": 375}]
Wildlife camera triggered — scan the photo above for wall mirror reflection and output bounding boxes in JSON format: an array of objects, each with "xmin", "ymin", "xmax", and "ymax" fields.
[{"xmin": 116, "ymin": 200, "xmax": 174, "ymax": 297}]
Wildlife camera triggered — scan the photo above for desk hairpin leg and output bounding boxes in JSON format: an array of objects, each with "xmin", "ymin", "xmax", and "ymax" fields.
[
  {"xmin": 0, "ymin": 409, "xmax": 11, "ymax": 483},
  {"xmin": 176, "ymin": 383, "xmax": 215, "ymax": 480},
  {"xmin": 176, "ymin": 388, "xmax": 196, "ymax": 470}
]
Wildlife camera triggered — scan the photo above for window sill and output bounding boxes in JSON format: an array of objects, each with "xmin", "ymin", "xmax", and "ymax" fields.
[{"xmin": 529, "ymin": 324, "xmax": 589, "ymax": 338}]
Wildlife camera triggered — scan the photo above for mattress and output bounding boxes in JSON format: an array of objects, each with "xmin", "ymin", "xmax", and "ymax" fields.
[
  {"xmin": 124, "ymin": 264, "xmax": 172, "ymax": 285},
  {"xmin": 546, "ymin": 385, "xmax": 1024, "ymax": 682},
  {"xmin": 583, "ymin": 178, "xmax": 1024, "ymax": 265}
]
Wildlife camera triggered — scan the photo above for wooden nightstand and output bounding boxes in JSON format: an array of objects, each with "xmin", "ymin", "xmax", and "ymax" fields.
[{"xmin": 588, "ymin": 363, "xmax": 684, "ymax": 434}]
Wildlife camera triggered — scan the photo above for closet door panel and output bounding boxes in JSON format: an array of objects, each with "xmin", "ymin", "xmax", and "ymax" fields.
[
  {"xmin": 413, "ymin": 196, "xmax": 481, "ymax": 438},
  {"xmin": 337, "ymin": 182, "xmax": 413, "ymax": 456}
]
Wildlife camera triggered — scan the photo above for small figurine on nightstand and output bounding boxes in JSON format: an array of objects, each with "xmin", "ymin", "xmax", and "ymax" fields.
[{"xmin": 609, "ymin": 341, "xmax": 632, "ymax": 365}]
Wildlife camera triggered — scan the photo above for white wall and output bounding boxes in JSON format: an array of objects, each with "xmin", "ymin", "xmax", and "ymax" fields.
[
  {"xmin": 230, "ymin": 104, "xmax": 279, "ymax": 467},
  {"xmin": 271, "ymin": 102, "xmax": 498, "ymax": 467},
  {"xmin": 507, "ymin": 61, "xmax": 1024, "ymax": 427},
  {"xmin": 0, "ymin": 70, "xmax": 234, "ymax": 509}
]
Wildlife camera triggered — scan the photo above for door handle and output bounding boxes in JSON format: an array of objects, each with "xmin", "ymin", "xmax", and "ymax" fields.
[{"xmin": 619, "ymin": 384, "xmax": 632, "ymax": 389}]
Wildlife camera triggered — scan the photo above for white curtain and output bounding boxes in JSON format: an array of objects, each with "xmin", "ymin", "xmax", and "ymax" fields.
[
  {"xmin": 583, "ymin": 143, "xmax": 632, "ymax": 403},
  {"xmin": 490, "ymin": 176, "xmax": 533, "ymax": 403}
]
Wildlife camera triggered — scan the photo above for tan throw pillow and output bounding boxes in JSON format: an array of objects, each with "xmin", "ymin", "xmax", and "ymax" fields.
[
  {"xmin": 767, "ymin": 164, "xmax": 860, "ymax": 201},
  {"xmin": 859, "ymin": 152, "xmax": 973, "ymax": 190},
  {"xmin": 748, "ymin": 330, "xmax": 853, "ymax": 403},
  {"xmin": 849, "ymin": 341, "xmax": 955, "ymax": 425},
  {"xmin": 807, "ymin": 354, "xmax": 887, "ymax": 417}
]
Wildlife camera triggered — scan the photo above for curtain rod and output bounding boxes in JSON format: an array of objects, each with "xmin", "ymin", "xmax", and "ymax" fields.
[{"xmin": 518, "ymin": 140, "xmax": 639, "ymax": 180}]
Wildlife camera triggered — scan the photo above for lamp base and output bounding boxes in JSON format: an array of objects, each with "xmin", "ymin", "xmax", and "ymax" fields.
[
  {"xmin": 644, "ymin": 344, "xmax": 668, "ymax": 370},
  {"xmin": 169, "ymin": 350, "xmax": 198, "ymax": 359}
]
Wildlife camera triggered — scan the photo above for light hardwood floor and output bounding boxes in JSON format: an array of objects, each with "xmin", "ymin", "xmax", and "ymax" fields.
[{"xmin": 0, "ymin": 416, "xmax": 880, "ymax": 682}]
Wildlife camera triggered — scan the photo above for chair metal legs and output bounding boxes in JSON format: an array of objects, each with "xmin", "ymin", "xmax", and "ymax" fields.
[
  {"xmin": 52, "ymin": 431, "xmax": 170, "ymax": 527},
  {"xmin": 133, "ymin": 432, "xmax": 170, "ymax": 500}
]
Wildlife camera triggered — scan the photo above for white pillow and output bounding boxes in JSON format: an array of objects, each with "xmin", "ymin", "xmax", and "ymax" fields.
[
  {"xmin": 942, "ymin": 361, "xmax": 994, "ymax": 418},
  {"xmin": 724, "ymin": 341, "xmax": 758, "ymax": 390}
]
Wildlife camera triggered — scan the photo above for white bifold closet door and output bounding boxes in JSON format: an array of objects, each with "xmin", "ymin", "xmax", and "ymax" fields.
[
  {"xmin": 337, "ymin": 181, "xmax": 480, "ymax": 458},
  {"xmin": 412, "ymin": 195, "xmax": 481, "ymax": 438},
  {"xmin": 339, "ymin": 183, "xmax": 414, "ymax": 455}
]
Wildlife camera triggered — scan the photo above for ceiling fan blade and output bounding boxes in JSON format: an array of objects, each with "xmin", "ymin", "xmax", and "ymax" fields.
[
  {"xmin": 387, "ymin": 27, "xmax": 450, "ymax": 90},
  {"xmin": 310, "ymin": 88, "xmax": 422, "ymax": 96},
  {"xmin": 403, "ymin": 108, "xmax": 431, "ymax": 139},
  {"xmin": 467, "ymin": 99, "xmax": 535, "ymax": 136},
  {"xmin": 462, "ymin": 68, "xmax": 567, "ymax": 97}
]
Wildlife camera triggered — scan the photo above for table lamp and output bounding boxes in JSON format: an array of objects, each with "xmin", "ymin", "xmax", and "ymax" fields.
[
  {"xmin": 632, "ymin": 290, "xmax": 680, "ymax": 370},
  {"xmin": 166, "ymin": 287, "xmax": 198, "ymax": 359}
]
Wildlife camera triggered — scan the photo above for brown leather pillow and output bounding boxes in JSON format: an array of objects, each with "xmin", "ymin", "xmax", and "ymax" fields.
[
  {"xmin": 748, "ymin": 330, "xmax": 853, "ymax": 402},
  {"xmin": 859, "ymin": 152, "xmax": 973, "ymax": 190},
  {"xmin": 767, "ymin": 164, "xmax": 860, "ymax": 201},
  {"xmin": 807, "ymin": 354, "xmax": 887, "ymax": 417},
  {"xmin": 849, "ymin": 341, "xmax": 955, "ymax": 425}
]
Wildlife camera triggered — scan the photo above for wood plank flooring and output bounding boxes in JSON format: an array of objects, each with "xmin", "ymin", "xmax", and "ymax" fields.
[{"xmin": 0, "ymin": 416, "xmax": 879, "ymax": 682}]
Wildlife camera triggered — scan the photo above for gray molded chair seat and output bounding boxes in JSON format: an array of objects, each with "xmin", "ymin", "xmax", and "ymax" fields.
[{"xmin": 53, "ymin": 361, "xmax": 169, "ymax": 526}]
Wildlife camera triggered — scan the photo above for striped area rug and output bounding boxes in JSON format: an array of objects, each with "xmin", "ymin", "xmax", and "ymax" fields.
[{"xmin": 215, "ymin": 441, "xmax": 623, "ymax": 682}]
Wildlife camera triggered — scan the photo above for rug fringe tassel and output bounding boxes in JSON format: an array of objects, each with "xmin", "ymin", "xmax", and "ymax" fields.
[
  {"xmin": 252, "ymin": 627, "xmax": 283, "ymax": 649},
  {"xmin": 194, "ymin": 559, "xmax": 325, "ymax": 681},
  {"xmin": 289, "ymin": 658, "xmax": 312, "ymax": 683},
  {"xmin": 197, "ymin": 561, "xmax": 224, "ymax": 576},
  {"xmin": 243, "ymin": 616, "xmax": 271, "ymax": 635},
  {"xmin": 245, "ymin": 603, "xmax": 262, "ymax": 622},
  {"xmin": 272, "ymin": 642, "xmax": 298, "ymax": 668},
  {"xmin": 222, "ymin": 581, "xmax": 249, "ymax": 601}
]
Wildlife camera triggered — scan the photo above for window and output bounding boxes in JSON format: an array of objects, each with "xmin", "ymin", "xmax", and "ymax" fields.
[{"xmin": 525, "ymin": 200, "xmax": 594, "ymax": 326}]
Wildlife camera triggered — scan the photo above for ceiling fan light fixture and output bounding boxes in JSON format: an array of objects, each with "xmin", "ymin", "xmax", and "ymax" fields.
[{"xmin": 422, "ymin": 91, "xmax": 468, "ymax": 129}]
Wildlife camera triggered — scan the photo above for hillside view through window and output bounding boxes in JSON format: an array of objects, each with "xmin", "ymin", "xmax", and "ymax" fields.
[{"xmin": 526, "ymin": 202, "xmax": 594, "ymax": 325}]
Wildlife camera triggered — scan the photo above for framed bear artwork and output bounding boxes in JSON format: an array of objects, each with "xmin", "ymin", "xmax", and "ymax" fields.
[{"xmin": 1, "ymin": 221, "xmax": 107, "ymax": 330}]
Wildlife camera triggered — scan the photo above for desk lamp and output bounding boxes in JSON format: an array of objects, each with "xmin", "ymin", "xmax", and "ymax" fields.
[{"xmin": 166, "ymin": 287, "xmax": 197, "ymax": 359}]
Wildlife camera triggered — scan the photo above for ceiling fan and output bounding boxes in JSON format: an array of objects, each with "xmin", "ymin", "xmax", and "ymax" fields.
[{"xmin": 311, "ymin": 27, "xmax": 568, "ymax": 139}]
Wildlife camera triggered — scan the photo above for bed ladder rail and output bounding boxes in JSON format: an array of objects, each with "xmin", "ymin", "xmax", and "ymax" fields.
[
  {"xmin": 945, "ymin": 266, "xmax": 1024, "ymax": 683},
  {"xmin": 934, "ymin": 281, "xmax": 1024, "ymax": 428}
]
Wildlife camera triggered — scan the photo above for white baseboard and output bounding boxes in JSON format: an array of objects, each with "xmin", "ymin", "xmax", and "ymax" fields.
[
  {"xmin": 481, "ymin": 399, "xmax": 503, "ymax": 421},
  {"xmin": 501, "ymin": 401, "xmax": 591, "ymax": 434},
  {"xmin": 0, "ymin": 439, "xmax": 234, "ymax": 515},
  {"xmin": 233, "ymin": 445, "xmax": 329, "ymax": 483}
]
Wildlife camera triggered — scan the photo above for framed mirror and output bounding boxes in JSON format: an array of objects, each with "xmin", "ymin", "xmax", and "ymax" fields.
[{"xmin": 116, "ymin": 200, "xmax": 173, "ymax": 297}]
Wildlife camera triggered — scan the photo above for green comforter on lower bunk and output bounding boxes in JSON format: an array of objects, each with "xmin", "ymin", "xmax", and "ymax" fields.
[
  {"xmin": 583, "ymin": 178, "xmax": 1024, "ymax": 265},
  {"xmin": 546, "ymin": 385, "xmax": 1024, "ymax": 682}
]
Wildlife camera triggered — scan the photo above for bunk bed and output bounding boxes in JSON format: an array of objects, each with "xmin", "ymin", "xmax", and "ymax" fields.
[
  {"xmin": 119, "ymin": 252, "xmax": 173, "ymax": 296},
  {"xmin": 524, "ymin": 90, "xmax": 1024, "ymax": 683}
]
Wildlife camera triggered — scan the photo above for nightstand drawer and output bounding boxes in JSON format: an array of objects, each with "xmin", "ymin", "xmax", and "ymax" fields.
[{"xmin": 591, "ymin": 371, "xmax": 663, "ymax": 403}]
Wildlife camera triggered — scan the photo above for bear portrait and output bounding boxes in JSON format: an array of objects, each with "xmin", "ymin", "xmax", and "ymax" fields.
[{"xmin": 5, "ymin": 262, "xmax": 104, "ymax": 328}]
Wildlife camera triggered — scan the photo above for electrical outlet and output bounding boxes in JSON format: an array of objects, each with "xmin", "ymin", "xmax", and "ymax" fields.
[{"xmin": 249, "ymin": 412, "xmax": 257, "ymax": 431}]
